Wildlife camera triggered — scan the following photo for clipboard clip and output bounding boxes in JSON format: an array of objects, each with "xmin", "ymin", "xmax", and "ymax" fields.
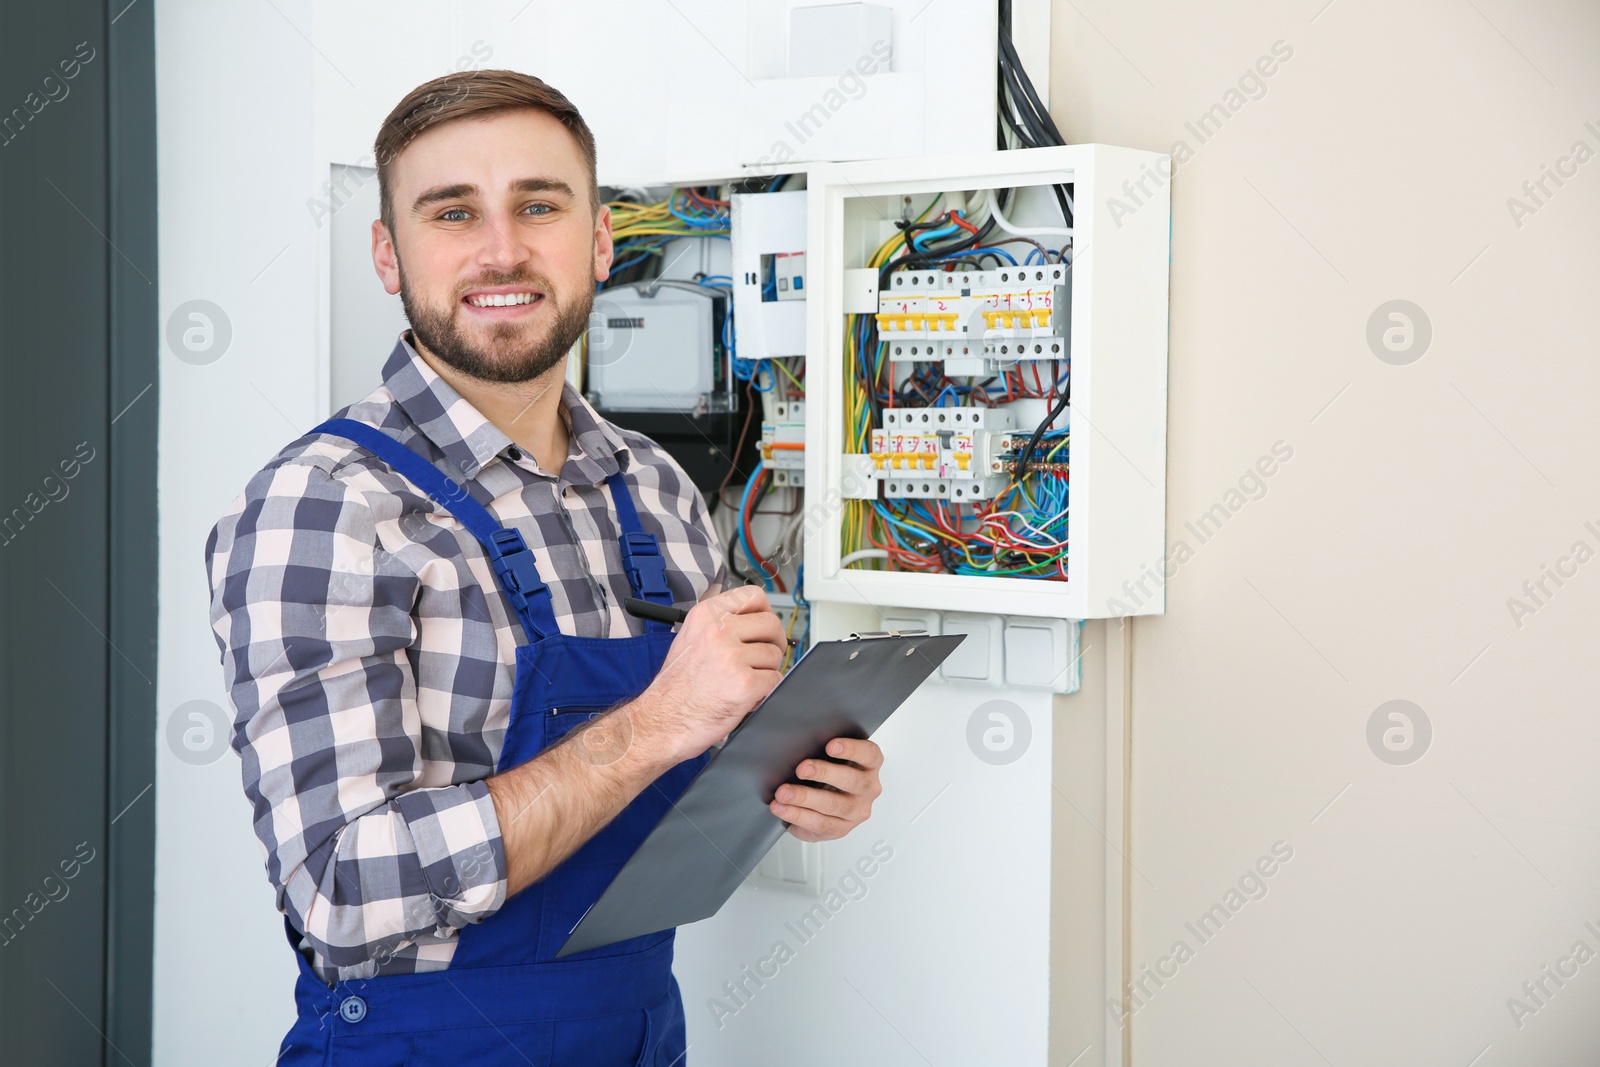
[{"xmin": 847, "ymin": 629, "xmax": 930, "ymax": 640}]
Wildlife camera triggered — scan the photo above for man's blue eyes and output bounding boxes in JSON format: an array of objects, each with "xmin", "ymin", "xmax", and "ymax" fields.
[{"xmin": 438, "ymin": 204, "xmax": 551, "ymax": 222}]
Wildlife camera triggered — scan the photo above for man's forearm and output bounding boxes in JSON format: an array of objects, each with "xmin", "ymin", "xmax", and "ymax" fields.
[{"xmin": 485, "ymin": 694, "xmax": 677, "ymax": 897}]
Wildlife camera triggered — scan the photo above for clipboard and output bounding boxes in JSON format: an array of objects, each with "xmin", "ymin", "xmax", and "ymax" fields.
[{"xmin": 557, "ymin": 629, "xmax": 965, "ymax": 957}]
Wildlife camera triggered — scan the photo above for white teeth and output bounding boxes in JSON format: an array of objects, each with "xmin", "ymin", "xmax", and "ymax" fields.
[{"xmin": 468, "ymin": 292, "xmax": 538, "ymax": 307}]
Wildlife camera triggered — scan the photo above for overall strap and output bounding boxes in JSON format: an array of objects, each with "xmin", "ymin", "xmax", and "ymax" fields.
[
  {"xmin": 605, "ymin": 472, "xmax": 673, "ymax": 631},
  {"xmin": 311, "ymin": 418, "xmax": 559, "ymax": 640}
]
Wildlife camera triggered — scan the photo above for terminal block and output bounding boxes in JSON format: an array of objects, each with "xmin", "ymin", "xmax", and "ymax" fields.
[{"xmin": 760, "ymin": 400, "xmax": 805, "ymax": 487}]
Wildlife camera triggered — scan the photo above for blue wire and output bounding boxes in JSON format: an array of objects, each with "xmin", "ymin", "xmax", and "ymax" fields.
[
  {"xmin": 965, "ymin": 245, "xmax": 1019, "ymax": 265},
  {"xmin": 604, "ymin": 250, "xmax": 655, "ymax": 278},
  {"xmin": 738, "ymin": 459, "xmax": 774, "ymax": 591},
  {"xmin": 666, "ymin": 190, "xmax": 731, "ymax": 230},
  {"xmin": 911, "ymin": 223, "xmax": 961, "ymax": 251}
]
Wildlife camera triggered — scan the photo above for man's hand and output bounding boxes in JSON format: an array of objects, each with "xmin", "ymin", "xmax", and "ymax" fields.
[
  {"xmin": 770, "ymin": 737, "xmax": 883, "ymax": 842},
  {"xmin": 487, "ymin": 585, "xmax": 785, "ymax": 897},
  {"xmin": 630, "ymin": 585, "xmax": 787, "ymax": 766}
]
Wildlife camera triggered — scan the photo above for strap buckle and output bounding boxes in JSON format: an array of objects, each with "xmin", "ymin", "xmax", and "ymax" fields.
[
  {"xmin": 487, "ymin": 528, "xmax": 549, "ymax": 628},
  {"xmin": 619, "ymin": 530, "xmax": 671, "ymax": 603}
]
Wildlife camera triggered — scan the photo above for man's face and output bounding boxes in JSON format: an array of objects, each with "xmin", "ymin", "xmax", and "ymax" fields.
[{"xmin": 373, "ymin": 109, "xmax": 613, "ymax": 384}]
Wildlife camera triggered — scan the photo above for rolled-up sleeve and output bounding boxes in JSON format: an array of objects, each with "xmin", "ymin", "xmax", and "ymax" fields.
[{"xmin": 205, "ymin": 455, "xmax": 507, "ymax": 971}]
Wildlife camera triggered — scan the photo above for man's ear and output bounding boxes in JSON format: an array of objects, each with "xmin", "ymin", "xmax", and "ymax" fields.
[
  {"xmin": 593, "ymin": 203, "xmax": 615, "ymax": 284},
  {"xmin": 372, "ymin": 219, "xmax": 402, "ymax": 296}
]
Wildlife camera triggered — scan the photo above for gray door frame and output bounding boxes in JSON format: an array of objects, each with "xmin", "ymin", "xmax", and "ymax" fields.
[{"xmin": 0, "ymin": 2, "xmax": 158, "ymax": 1063}]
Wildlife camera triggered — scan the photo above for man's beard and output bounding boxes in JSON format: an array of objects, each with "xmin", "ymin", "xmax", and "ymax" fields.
[{"xmin": 399, "ymin": 260, "xmax": 594, "ymax": 384}]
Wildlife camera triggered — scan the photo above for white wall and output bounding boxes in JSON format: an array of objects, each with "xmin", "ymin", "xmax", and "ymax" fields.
[
  {"xmin": 154, "ymin": 1, "xmax": 318, "ymax": 1062},
  {"xmin": 1049, "ymin": 0, "xmax": 1600, "ymax": 1063}
]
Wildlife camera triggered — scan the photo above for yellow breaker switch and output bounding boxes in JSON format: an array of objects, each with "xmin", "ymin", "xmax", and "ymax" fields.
[
  {"xmin": 870, "ymin": 429, "xmax": 889, "ymax": 469},
  {"xmin": 953, "ymin": 431, "xmax": 974, "ymax": 472}
]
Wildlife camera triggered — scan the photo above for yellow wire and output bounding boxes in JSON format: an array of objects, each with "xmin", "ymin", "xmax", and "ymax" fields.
[
  {"xmin": 771, "ymin": 358, "xmax": 803, "ymax": 390},
  {"xmin": 781, "ymin": 604, "xmax": 802, "ymax": 670},
  {"xmin": 841, "ymin": 194, "xmax": 943, "ymax": 568}
]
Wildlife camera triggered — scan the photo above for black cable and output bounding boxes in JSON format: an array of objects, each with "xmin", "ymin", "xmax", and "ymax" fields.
[
  {"xmin": 998, "ymin": 48, "xmax": 1051, "ymax": 146},
  {"xmin": 996, "ymin": 0, "xmax": 1075, "ymax": 228},
  {"xmin": 999, "ymin": 26, "xmax": 1065, "ymax": 145}
]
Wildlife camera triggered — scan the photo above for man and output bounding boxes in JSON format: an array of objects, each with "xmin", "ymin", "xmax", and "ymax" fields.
[{"xmin": 206, "ymin": 70, "xmax": 883, "ymax": 1065}]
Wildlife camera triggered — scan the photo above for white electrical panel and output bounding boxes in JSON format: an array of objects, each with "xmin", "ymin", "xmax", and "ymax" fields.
[
  {"xmin": 731, "ymin": 190, "xmax": 808, "ymax": 360},
  {"xmin": 573, "ymin": 145, "xmax": 1167, "ymax": 625},
  {"xmin": 803, "ymin": 144, "xmax": 1171, "ymax": 620}
]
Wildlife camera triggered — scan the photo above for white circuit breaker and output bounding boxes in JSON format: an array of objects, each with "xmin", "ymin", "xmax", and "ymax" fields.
[
  {"xmin": 878, "ymin": 264, "xmax": 1068, "ymax": 374},
  {"xmin": 761, "ymin": 400, "xmax": 806, "ymax": 488}
]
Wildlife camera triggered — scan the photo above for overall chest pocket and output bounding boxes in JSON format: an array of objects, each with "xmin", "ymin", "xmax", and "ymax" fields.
[{"xmin": 543, "ymin": 706, "xmax": 611, "ymax": 749}]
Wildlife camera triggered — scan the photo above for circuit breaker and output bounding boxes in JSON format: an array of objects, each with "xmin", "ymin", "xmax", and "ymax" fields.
[{"xmin": 878, "ymin": 264, "xmax": 1068, "ymax": 374}]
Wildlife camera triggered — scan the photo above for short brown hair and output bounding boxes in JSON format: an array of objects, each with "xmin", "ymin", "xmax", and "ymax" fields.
[{"xmin": 374, "ymin": 69, "xmax": 599, "ymax": 234}]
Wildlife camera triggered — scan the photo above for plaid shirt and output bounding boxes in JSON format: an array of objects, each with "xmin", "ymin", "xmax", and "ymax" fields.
[{"xmin": 206, "ymin": 335, "xmax": 724, "ymax": 985}]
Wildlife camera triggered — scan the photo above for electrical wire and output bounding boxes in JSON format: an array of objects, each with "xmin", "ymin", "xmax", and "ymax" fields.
[{"xmin": 996, "ymin": 0, "xmax": 1075, "ymax": 227}]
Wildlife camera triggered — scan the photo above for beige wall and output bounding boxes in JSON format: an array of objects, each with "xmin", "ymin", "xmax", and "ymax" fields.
[{"xmin": 1050, "ymin": 1, "xmax": 1600, "ymax": 1063}]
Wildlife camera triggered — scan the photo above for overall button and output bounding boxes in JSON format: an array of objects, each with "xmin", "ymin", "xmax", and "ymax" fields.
[{"xmin": 339, "ymin": 995, "xmax": 367, "ymax": 1023}]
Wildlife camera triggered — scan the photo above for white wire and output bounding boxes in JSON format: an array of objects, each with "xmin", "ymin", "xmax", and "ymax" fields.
[
  {"xmin": 839, "ymin": 548, "xmax": 890, "ymax": 567},
  {"xmin": 985, "ymin": 187, "xmax": 1073, "ymax": 239},
  {"xmin": 975, "ymin": 509, "xmax": 1068, "ymax": 549}
]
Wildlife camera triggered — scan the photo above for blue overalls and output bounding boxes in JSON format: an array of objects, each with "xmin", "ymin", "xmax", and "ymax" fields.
[{"xmin": 275, "ymin": 418, "xmax": 710, "ymax": 1066}]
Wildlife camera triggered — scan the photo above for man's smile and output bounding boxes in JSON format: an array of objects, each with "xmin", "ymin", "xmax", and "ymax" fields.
[{"xmin": 460, "ymin": 284, "xmax": 546, "ymax": 316}]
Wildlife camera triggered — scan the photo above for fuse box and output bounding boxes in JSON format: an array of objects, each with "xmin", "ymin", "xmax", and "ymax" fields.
[{"xmin": 803, "ymin": 144, "xmax": 1170, "ymax": 619}]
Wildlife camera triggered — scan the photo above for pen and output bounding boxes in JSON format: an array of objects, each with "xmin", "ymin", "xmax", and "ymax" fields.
[{"xmin": 623, "ymin": 596, "xmax": 799, "ymax": 647}]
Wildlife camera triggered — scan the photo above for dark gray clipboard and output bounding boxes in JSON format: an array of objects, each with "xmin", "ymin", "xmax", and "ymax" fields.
[{"xmin": 557, "ymin": 629, "xmax": 964, "ymax": 957}]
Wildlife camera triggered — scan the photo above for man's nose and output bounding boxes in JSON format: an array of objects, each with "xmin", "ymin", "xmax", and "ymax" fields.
[{"xmin": 473, "ymin": 212, "xmax": 532, "ymax": 273}]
